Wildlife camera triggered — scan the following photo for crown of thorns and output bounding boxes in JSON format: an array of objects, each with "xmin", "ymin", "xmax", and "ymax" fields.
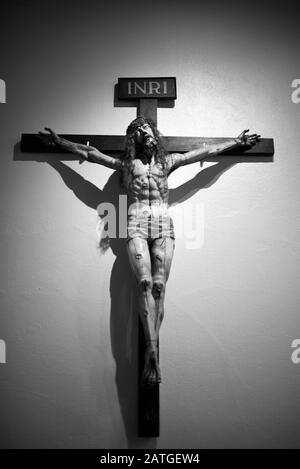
[{"xmin": 126, "ymin": 117, "xmax": 155, "ymax": 135}]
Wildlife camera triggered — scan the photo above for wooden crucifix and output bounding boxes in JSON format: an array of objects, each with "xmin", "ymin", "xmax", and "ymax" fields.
[{"xmin": 21, "ymin": 76, "xmax": 274, "ymax": 438}]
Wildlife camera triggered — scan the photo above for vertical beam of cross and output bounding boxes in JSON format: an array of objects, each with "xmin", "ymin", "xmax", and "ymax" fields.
[
  {"xmin": 138, "ymin": 99, "xmax": 158, "ymax": 126},
  {"xmin": 137, "ymin": 97, "xmax": 160, "ymax": 438}
]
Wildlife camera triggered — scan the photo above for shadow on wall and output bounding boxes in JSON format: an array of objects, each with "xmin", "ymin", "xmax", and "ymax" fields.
[{"xmin": 14, "ymin": 142, "xmax": 238, "ymax": 447}]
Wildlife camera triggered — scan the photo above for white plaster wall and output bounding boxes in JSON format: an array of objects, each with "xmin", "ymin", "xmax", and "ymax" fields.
[{"xmin": 0, "ymin": 0, "xmax": 299, "ymax": 448}]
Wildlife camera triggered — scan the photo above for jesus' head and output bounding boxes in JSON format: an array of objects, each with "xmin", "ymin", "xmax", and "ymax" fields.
[{"xmin": 124, "ymin": 117, "xmax": 166, "ymax": 166}]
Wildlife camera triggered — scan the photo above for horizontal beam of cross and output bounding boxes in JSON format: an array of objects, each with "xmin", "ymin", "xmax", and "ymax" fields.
[{"xmin": 21, "ymin": 134, "xmax": 274, "ymax": 156}]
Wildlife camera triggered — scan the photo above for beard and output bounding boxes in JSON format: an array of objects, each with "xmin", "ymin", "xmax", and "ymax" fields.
[
  {"xmin": 135, "ymin": 133, "xmax": 158, "ymax": 161},
  {"xmin": 143, "ymin": 135, "xmax": 157, "ymax": 152}
]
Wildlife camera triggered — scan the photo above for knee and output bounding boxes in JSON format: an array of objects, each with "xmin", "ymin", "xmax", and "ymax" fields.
[
  {"xmin": 153, "ymin": 278, "xmax": 165, "ymax": 296},
  {"xmin": 138, "ymin": 277, "xmax": 153, "ymax": 293}
]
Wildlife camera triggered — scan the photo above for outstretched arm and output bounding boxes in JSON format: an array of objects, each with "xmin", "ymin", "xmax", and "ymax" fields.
[
  {"xmin": 37, "ymin": 128, "xmax": 122, "ymax": 170},
  {"xmin": 167, "ymin": 130, "xmax": 260, "ymax": 174}
]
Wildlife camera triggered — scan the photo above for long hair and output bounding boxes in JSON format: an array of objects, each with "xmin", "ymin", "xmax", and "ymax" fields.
[{"xmin": 122, "ymin": 117, "xmax": 167, "ymax": 170}]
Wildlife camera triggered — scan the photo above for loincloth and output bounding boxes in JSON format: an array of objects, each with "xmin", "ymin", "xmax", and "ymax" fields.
[{"xmin": 127, "ymin": 213, "xmax": 175, "ymax": 244}]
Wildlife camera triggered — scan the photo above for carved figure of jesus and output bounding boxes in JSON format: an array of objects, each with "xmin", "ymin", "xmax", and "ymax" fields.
[{"xmin": 38, "ymin": 119, "xmax": 260, "ymax": 387}]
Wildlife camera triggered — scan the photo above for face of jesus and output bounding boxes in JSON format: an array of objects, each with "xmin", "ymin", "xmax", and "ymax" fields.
[{"xmin": 134, "ymin": 122, "xmax": 155, "ymax": 146}]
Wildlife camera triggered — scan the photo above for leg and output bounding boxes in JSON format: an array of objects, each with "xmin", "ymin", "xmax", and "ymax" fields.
[
  {"xmin": 126, "ymin": 237, "xmax": 161, "ymax": 386},
  {"xmin": 150, "ymin": 237, "xmax": 175, "ymax": 335}
]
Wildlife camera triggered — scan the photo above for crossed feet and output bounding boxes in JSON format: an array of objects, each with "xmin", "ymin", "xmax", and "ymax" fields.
[{"xmin": 141, "ymin": 340, "xmax": 161, "ymax": 387}]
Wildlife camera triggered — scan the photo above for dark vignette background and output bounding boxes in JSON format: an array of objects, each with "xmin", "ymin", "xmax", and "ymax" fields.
[{"xmin": 0, "ymin": 0, "xmax": 300, "ymax": 449}]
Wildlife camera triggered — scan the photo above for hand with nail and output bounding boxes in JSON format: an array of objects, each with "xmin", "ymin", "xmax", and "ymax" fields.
[
  {"xmin": 37, "ymin": 127, "xmax": 61, "ymax": 147},
  {"xmin": 235, "ymin": 129, "xmax": 261, "ymax": 147}
]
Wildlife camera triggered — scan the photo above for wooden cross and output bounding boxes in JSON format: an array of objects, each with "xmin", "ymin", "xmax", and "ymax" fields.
[{"xmin": 21, "ymin": 76, "xmax": 274, "ymax": 438}]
